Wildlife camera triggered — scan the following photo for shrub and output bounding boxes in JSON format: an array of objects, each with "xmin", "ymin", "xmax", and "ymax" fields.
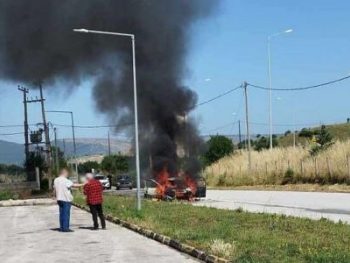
[
  {"xmin": 203, "ymin": 135, "xmax": 234, "ymax": 166},
  {"xmin": 282, "ymin": 168, "xmax": 295, "ymax": 185},
  {"xmin": 209, "ymin": 239, "xmax": 236, "ymax": 258},
  {"xmin": 0, "ymin": 191, "xmax": 15, "ymax": 201}
]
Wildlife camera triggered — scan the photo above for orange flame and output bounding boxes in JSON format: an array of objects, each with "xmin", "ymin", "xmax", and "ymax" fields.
[
  {"xmin": 155, "ymin": 167, "xmax": 172, "ymax": 199},
  {"xmin": 154, "ymin": 168, "xmax": 198, "ymax": 200}
]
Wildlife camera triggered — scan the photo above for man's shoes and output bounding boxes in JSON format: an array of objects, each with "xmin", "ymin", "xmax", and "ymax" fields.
[
  {"xmin": 61, "ymin": 229, "xmax": 74, "ymax": 233},
  {"xmin": 92, "ymin": 227, "xmax": 99, "ymax": 230},
  {"xmin": 101, "ymin": 227, "xmax": 107, "ymax": 230}
]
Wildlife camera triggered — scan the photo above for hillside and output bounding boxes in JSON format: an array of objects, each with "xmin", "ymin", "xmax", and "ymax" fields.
[
  {"xmin": 0, "ymin": 138, "xmax": 131, "ymax": 165},
  {"xmin": 205, "ymin": 140, "xmax": 350, "ymax": 187},
  {"xmin": 0, "ymin": 140, "xmax": 24, "ymax": 165},
  {"xmin": 278, "ymin": 122, "xmax": 350, "ymax": 147}
]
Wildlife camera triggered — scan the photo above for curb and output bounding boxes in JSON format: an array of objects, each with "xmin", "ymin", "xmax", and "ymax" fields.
[
  {"xmin": 0, "ymin": 198, "xmax": 56, "ymax": 207},
  {"xmin": 73, "ymin": 203, "xmax": 230, "ymax": 263}
]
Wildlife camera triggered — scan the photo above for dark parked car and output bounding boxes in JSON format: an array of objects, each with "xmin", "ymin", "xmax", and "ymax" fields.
[{"xmin": 116, "ymin": 175, "xmax": 133, "ymax": 190}]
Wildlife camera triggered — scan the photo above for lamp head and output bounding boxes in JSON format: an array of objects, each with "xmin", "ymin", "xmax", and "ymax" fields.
[{"xmin": 73, "ymin": 28, "xmax": 89, "ymax": 33}]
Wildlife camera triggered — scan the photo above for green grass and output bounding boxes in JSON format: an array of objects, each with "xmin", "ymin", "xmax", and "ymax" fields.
[
  {"xmin": 74, "ymin": 192, "xmax": 350, "ymax": 262},
  {"xmin": 0, "ymin": 191, "xmax": 15, "ymax": 201}
]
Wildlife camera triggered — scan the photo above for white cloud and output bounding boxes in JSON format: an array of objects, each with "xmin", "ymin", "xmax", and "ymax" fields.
[{"xmin": 204, "ymin": 78, "xmax": 211, "ymax": 82}]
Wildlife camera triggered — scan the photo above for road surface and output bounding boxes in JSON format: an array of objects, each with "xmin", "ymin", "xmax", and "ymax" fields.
[
  {"xmin": 0, "ymin": 205, "xmax": 197, "ymax": 263},
  {"xmin": 195, "ymin": 190, "xmax": 350, "ymax": 223}
]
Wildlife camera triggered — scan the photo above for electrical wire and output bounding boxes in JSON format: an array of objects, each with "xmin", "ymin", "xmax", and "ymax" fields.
[
  {"xmin": 0, "ymin": 132, "xmax": 24, "ymax": 136},
  {"xmin": 52, "ymin": 122, "xmax": 133, "ymax": 129},
  {"xmin": 248, "ymin": 74, "xmax": 350, "ymax": 91},
  {"xmin": 195, "ymin": 85, "xmax": 242, "ymax": 107}
]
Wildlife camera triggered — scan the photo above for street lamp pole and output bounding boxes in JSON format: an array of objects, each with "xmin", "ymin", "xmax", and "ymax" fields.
[
  {"xmin": 73, "ymin": 28, "xmax": 142, "ymax": 210},
  {"xmin": 267, "ymin": 28, "xmax": 293, "ymax": 150}
]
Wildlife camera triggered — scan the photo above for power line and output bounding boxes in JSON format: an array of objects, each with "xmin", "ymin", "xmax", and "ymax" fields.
[
  {"xmin": 195, "ymin": 85, "xmax": 242, "ymax": 107},
  {"xmin": 248, "ymin": 74, "xmax": 350, "ymax": 91},
  {"xmin": 0, "ymin": 132, "xmax": 24, "ymax": 136},
  {"xmin": 52, "ymin": 122, "xmax": 133, "ymax": 129}
]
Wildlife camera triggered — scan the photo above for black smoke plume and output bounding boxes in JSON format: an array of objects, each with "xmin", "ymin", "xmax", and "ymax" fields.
[{"xmin": 0, "ymin": 0, "xmax": 215, "ymax": 177}]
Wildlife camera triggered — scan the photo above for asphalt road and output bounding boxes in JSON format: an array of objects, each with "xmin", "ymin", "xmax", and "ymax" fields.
[
  {"xmin": 102, "ymin": 188, "xmax": 350, "ymax": 223},
  {"xmin": 0, "ymin": 205, "xmax": 197, "ymax": 263},
  {"xmin": 195, "ymin": 190, "xmax": 350, "ymax": 223}
]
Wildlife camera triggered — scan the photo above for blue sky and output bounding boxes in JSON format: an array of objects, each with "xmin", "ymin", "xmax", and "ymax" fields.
[{"xmin": 1, "ymin": 0, "xmax": 350, "ymax": 143}]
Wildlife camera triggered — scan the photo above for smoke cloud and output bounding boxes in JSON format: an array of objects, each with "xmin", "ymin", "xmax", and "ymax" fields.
[{"xmin": 0, "ymin": 0, "xmax": 215, "ymax": 176}]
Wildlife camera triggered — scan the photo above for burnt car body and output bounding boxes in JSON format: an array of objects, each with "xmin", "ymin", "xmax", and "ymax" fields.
[{"xmin": 144, "ymin": 176, "xmax": 206, "ymax": 201}]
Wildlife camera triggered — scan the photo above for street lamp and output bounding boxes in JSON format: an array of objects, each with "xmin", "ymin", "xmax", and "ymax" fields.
[
  {"xmin": 73, "ymin": 28, "xmax": 142, "ymax": 210},
  {"xmin": 268, "ymin": 28, "xmax": 293, "ymax": 150},
  {"xmin": 46, "ymin": 110, "xmax": 78, "ymax": 179}
]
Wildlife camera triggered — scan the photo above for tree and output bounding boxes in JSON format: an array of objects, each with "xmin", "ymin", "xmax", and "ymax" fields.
[
  {"xmin": 78, "ymin": 161, "xmax": 100, "ymax": 174},
  {"xmin": 284, "ymin": 130, "xmax": 291, "ymax": 136},
  {"xmin": 317, "ymin": 125, "xmax": 333, "ymax": 147},
  {"xmin": 310, "ymin": 125, "xmax": 333, "ymax": 155},
  {"xmin": 299, "ymin": 128, "xmax": 314, "ymax": 138},
  {"xmin": 253, "ymin": 135, "xmax": 278, "ymax": 151},
  {"xmin": 24, "ymin": 152, "xmax": 46, "ymax": 182},
  {"xmin": 203, "ymin": 135, "xmax": 234, "ymax": 166},
  {"xmin": 100, "ymin": 154, "xmax": 129, "ymax": 174}
]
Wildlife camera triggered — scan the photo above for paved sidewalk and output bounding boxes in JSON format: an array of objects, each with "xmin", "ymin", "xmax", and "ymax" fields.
[
  {"xmin": 195, "ymin": 190, "xmax": 350, "ymax": 223},
  {"xmin": 0, "ymin": 205, "xmax": 197, "ymax": 263}
]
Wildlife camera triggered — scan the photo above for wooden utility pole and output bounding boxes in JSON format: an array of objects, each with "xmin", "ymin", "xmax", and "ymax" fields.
[
  {"xmin": 18, "ymin": 86, "xmax": 29, "ymax": 167},
  {"xmin": 243, "ymin": 82, "xmax": 251, "ymax": 170},
  {"xmin": 238, "ymin": 120, "xmax": 242, "ymax": 147},
  {"xmin": 39, "ymin": 84, "xmax": 52, "ymax": 189},
  {"xmin": 54, "ymin": 127, "xmax": 59, "ymax": 176},
  {"xmin": 108, "ymin": 131, "xmax": 111, "ymax": 156}
]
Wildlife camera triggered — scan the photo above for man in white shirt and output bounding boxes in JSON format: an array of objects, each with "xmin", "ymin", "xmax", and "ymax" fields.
[{"xmin": 53, "ymin": 168, "xmax": 82, "ymax": 232}]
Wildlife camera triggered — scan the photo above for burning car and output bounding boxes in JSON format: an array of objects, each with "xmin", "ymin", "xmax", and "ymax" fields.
[{"xmin": 144, "ymin": 172, "xmax": 206, "ymax": 201}]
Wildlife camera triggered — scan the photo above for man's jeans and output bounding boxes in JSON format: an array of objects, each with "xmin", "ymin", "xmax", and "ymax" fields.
[{"xmin": 57, "ymin": 201, "xmax": 71, "ymax": 231}]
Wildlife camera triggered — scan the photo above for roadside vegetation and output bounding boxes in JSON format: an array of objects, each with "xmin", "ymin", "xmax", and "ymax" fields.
[
  {"xmin": 204, "ymin": 124, "xmax": 350, "ymax": 188},
  {"xmin": 74, "ymin": 193, "xmax": 350, "ymax": 262},
  {"xmin": 0, "ymin": 191, "xmax": 16, "ymax": 201}
]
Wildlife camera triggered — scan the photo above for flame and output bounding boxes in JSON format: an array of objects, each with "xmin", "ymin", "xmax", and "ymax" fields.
[
  {"xmin": 154, "ymin": 167, "xmax": 197, "ymax": 200},
  {"xmin": 184, "ymin": 174, "xmax": 197, "ymax": 197},
  {"xmin": 155, "ymin": 167, "xmax": 172, "ymax": 199}
]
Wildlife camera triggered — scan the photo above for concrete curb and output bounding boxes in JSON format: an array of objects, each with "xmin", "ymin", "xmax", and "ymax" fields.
[
  {"xmin": 73, "ymin": 203, "xmax": 230, "ymax": 263},
  {"xmin": 0, "ymin": 198, "xmax": 56, "ymax": 207}
]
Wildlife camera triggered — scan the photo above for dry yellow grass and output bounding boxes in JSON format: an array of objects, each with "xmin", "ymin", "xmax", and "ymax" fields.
[{"xmin": 204, "ymin": 140, "xmax": 350, "ymax": 187}]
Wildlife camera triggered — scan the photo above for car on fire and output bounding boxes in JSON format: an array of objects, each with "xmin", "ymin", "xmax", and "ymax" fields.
[{"xmin": 144, "ymin": 176, "xmax": 206, "ymax": 201}]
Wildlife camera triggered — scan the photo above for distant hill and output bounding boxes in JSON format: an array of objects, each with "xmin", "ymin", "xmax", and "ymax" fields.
[
  {"xmin": 0, "ymin": 140, "xmax": 24, "ymax": 165},
  {"xmin": 56, "ymin": 138, "xmax": 132, "ymax": 157},
  {"xmin": 0, "ymin": 138, "xmax": 132, "ymax": 165}
]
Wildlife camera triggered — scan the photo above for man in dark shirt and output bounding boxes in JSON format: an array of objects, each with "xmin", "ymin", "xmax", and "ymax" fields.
[{"xmin": 83, "ymin": 173, "xmax": 106, "ymax": 230}]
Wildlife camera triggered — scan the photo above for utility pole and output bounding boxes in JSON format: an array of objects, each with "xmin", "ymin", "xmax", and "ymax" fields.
[
  {"xmin": 39, "ymin": 84, "xmax": 52, "ymax": 190},
  {"xmin": 54, "ymin": 127, "xmax": 59, "ymax": 176},
  {"xmin": 107, "ymin": 131, "xmax": 111, "ymax": 156},
  {"xmin": 18, "ymin": 86, "xmax": 29, "ymax": 170},
  {"xmin": 238, "ymin": 120, "xmax": 242, "ymax": 148},
  {"xmin": 243, "ymin": 82, "xmax": 251, "ymax": 170},
  {"xmin": 46, "ymin": 110, "xmax": 78, "ymax": 179},
  {"xmin": 63, "ymin": 139, "xmax": 66, "ymax": 156}
]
